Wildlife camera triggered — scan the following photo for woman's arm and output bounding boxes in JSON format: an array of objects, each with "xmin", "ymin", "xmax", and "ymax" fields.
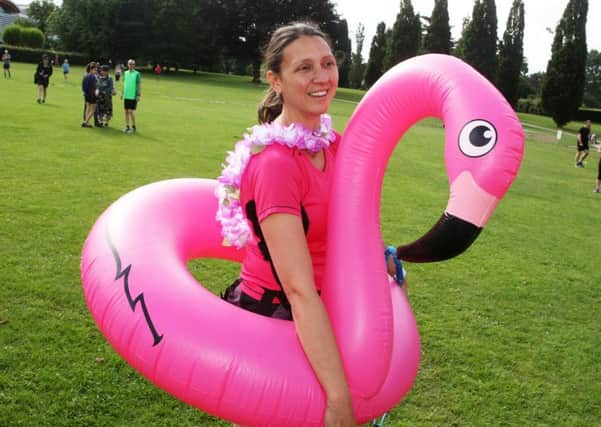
[{"xmin": 261, "ymin": 213, "xmax": 356, "ymax": 427}]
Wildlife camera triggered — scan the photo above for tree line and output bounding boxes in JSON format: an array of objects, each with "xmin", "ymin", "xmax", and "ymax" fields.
[{"xmin": 8, "ymin": 0, "xmax": 597, "ymax": 127}]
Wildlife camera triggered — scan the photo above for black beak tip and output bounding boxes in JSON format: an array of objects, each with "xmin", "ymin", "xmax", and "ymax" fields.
[{"xmin": 396, "ymin": 213, "xmax": 482, "ymax": 263}]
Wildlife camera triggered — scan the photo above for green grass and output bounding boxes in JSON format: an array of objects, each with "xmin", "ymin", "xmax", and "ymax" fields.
[{"xmin": 1, "ymin": 62, "xmax": 600, "ymax": 426}]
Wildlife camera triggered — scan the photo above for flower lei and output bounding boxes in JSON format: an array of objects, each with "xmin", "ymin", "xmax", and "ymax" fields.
[{"xmin": 215, "ymin": 114, "xmax": 336, "ymax": 248}]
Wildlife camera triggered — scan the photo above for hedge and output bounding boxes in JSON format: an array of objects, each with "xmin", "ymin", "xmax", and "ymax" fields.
[
  {"xmin": 0, "ymin": 45, "xmax": 88, "ymax": 66},
  {"xmin": 516, "ymin": 98, "xmax": 600, "ymax": 124},
  {"xmin": 574, "ymin": 108, "xmax": 601, "ymax": 123}
]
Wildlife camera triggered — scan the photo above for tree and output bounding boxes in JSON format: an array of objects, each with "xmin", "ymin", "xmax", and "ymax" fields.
[
  {"xmin": 459, "ymin": 0, "xmax": 497, "ymax": 83},
  {"xmin": 423, "ymin": 0, "xmax": 451, "ymax": 54},
  {"xmin": 149, "ymin": 0, "xmax": 198, "ymax": 69},
  {"xmin": 583, "ymin": 49, "xmax": 601, "ymax": 108},
  {"xmin": 363, "ymin": 22, "xmax": 387, "ymax": 88},
  {"xmin": 349, "ymin": 23, "xmax": 365, "ymax": 89},
  {"xmin": 542, "ymin": 0, "xmax": 588, "ymax": 127},
  {"xmin": 12, "ymin": 17, "xmax": 37, "ymax": 28},
  {"xmin": 223, "ymin": 0, "xmax": 340, "ymax": 82},
  {"xmin": 50, "ymin": 0, "xmax": 119, "ymax": 58},
  {"xmin": 497, "ymin": 0, "xmax": 525, "ymax": 107},
  {"xmin": 330, "ymin": 18, "xmax": 352, "ymax": 88},
  {"xmin": 27, "ymin": 0, "xmax": 57, "ymax": 33},
  {"xmin": 383, "ymin": 0, "xmax": 421, "ymax": 70}
]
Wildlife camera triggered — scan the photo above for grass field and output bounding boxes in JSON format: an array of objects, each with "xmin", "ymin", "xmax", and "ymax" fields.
[{"xmin": 1, "ymin": 62, "xmax": 600, "ymax": 426}]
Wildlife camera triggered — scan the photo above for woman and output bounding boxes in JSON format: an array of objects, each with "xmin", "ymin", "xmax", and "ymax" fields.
[
  {"xmin": 217, "ymin": 22, "xmax": 404, "ymax": 427},
  {"xmin": 81, "ymin": 62, "xmax": 97, "ymax": 128},
  {"xmin": 62, "ymin": 58, "xmax": 70, "ymax": 81},
  {"xmin": 96, "ymin": 65, "xmax": 115, "ymax": 127},
  {"xmin": 35, "ymin": 54, "xmax": 53, "ymax": 103}
]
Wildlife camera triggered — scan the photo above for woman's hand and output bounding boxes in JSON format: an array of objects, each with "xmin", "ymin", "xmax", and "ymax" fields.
[
  {"xmin": 324, "ymin": 394, "xmax": 357, "ymax": 427},
  {"xmin": 261, "ymin": 213, "xmax": 357, "ymax": 427}
]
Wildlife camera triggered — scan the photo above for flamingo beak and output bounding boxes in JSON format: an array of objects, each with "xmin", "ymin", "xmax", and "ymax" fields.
[
  {"xmin": 396, "ymin": 170, "xmax": 501, "ymax": 263},
  {"xmin": 396, "ymin": 212, "xmax": 481, "ymax": 262}
]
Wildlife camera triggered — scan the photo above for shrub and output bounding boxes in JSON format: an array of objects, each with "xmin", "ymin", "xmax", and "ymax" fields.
[
  {"xmin": 517, "ymin": 97, "xmax": 546, "ymax": 115},
  {"xmin": 20, "ymin": 27, "xmax": 45, "ymax": 49},
  {"xmin": 2, "ymin": 25, "xmax": 22, "ymax": 46}
]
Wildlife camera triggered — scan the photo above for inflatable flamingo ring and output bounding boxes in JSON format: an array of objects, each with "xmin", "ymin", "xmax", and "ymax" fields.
[{"xmin": 81, "ymin": 54, "xmax": 524, "ymax": 426}]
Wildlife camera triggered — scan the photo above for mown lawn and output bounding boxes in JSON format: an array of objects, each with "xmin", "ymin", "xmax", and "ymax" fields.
[{"xmin": 1, "ymin": 62, "xmax": 600, "ymax": 426}]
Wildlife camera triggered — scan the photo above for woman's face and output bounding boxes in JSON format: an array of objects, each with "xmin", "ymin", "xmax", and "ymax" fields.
[{"xmin": 268, "ymin": 35, "xmax": 338, "ymax": 127}]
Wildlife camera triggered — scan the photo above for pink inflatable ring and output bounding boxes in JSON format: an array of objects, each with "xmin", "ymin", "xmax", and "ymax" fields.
[{"xmin": 81, "ymin": 54, "xmax": 524, "ymax": 426}]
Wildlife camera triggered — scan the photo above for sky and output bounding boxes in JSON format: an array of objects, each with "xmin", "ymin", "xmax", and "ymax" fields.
[{"xmin": 334, "ymin": 0, "xmax": 601, "ymax": 74}]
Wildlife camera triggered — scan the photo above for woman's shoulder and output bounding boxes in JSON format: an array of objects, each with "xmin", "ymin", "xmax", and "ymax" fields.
[{"xmin": 251, "ymin": 143, "xmax": 299, "ymax": 165}]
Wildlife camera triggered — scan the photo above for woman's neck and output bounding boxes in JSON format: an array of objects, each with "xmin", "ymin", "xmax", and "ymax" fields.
[{"xmin": 276, "ymin": 109, "xmax": 321, "ymax": 131}]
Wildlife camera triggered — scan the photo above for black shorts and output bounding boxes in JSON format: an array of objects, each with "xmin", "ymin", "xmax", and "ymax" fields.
[
  {"xmin": 598, "ymin": 158, "xmax": 601, "ymax": 180},
  {"xmin": 3, "ymin": 63, "xmax": 9, "ymax": 69},
  {"xmin": 124, "ymin": 99, "xmax": 137, "ymax": 110},
  {"xmin": 577, "ymin": 142, "xmax": 589, "ymax": 152},
  {"xmin": 222, "ymin": 279, "xmax": 292, "ymax": 320},
  {"xmin": 85, "ymin": 95, "xmax": 96, "ymax": 104}
]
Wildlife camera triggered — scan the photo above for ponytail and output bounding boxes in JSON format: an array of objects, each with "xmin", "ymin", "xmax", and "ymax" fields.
[{"xmin": 257, "ymin": 88, "xmax": 283, "ymax": 124}]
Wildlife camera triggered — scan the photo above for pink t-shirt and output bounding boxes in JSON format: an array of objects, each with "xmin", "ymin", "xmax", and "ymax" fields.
[{"xmin": 239, "ymin": 133, "xmax": 340, "ymax": 300}]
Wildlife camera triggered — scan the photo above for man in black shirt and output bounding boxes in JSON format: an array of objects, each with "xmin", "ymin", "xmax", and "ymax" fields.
[{"xmin": 575, "ymin": 120, "xmax": 591, "ymax": 168}]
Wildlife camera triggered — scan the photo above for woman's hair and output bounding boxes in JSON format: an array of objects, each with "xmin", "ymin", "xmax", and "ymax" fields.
[{"xmin": 257, "ymin": 21, "xmax": 332, "ymax": 124}]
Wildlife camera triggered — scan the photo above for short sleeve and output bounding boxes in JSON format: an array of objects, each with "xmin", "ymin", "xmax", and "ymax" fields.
[{"xmin": 243, "ymin": 145, "xmax": 303, "ymax": 223}]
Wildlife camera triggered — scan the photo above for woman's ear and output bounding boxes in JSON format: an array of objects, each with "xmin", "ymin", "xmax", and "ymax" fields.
[{"xmin": 266, "ymin": 70, "xmax": 281, "ymax": 95}]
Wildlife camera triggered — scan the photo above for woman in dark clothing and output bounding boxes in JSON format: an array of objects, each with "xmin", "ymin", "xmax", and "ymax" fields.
[
  {"xmin": 96, "ymin": 65, "xmax": 116, "ymax": 127},
  {"xmin": 81, "ymin": 62, "xmax": 98, "ymax": 128},
  {"xmin": 35, "ymin": 54, "xmax": 53, "ymax": 103}
]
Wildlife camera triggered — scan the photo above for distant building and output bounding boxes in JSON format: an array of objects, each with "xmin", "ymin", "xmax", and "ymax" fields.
[{"xmin": 0, "ymin": 0, "xmax": 21, "ymax": 42}]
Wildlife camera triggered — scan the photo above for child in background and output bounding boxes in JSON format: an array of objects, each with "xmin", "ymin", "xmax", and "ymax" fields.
[
  {"xmin": 96, "ymin": 65, "xmax": 116, "ymax": 127},
  {"xmin": 62, "ymin": 59, "xmax": 70, "ymax": 80}
]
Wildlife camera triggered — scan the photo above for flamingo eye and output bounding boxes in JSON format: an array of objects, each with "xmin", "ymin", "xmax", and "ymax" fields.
[{"xmin": 458, "ymin": 119, "xmax": 497, "ymax": 157}]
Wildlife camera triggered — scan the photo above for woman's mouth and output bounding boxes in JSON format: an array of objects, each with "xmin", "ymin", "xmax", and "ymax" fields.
[{"xmin": 308, "ymin": 90, "xmax": 328, "ymax": 98}]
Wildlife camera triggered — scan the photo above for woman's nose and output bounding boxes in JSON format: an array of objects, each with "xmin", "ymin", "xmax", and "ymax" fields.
[{"xmin": 313, "ymin": 66, "xmax": 329, "ymax": 82}]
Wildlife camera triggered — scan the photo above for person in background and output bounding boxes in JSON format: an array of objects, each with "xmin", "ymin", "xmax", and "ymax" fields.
[
  {"xmin": 121, "ymin": 59, "xmax": 141, "ymax": 134},
  {"xmin": 62, "ymin": 59, "xmax": 70, "ymax": 81},
  {"xmin": 35, "ymin": 54, "xmax": 53, "ymax": 104},
  {"xmin": 594, "ymin": 141, "xmax": 601, "ymax": 193},
  {"xmin": 154, "ymin": 63, "xmax": 162, "ymax": 79},
  {"xmin": 81, "ymin": 62, "xmax": 98, "ymax": 128},
  {"xmin": 575, "ymin": 119, "xmax": 591, "ymax": 168},
  {"xmin": 114, "ymin": 62, "xmax": 122, "ymax": 82},
  {"xmin": 96, "ymin": 64, "xmax": 116, "ymax": 127},
  {"xmin": 2, "ymin": 49, "xmax": 11, "ymax": 78}
]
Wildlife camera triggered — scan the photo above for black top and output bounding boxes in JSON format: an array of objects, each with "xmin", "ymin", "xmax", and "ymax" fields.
[
  {"xmin": 578, "ymin": 126, "xmax": 591, "ymax": 144},
  {"xmin": 35, "ymin": 62, "xmax": 53, "ymax": 84}
]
